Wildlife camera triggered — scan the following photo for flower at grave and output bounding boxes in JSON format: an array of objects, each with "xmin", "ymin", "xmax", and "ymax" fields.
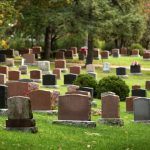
[{"xmin": 131, "ymin": 61, "xmax": 139, "ymax": 66}]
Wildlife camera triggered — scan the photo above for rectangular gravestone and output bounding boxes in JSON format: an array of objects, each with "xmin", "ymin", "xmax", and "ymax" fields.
[
  {"xmin": 28, "ymin": 90, "xmax": 52, "ymax": 110},
  {"xmin": 134, "ymin": 97, "xmax": 150, "ymax": 122},
  {"xmin": 103, "ymin": 62, "xmax": 110, "ymax": 72},
  {"xmin": 42, "ymin": 74, "xmax": 58, "ymax": 88},
  {"xmin": 130, "ymin": 65, "xmax": 141, "ymax": 74},
  {"xmin": 8, "ymin": 71, "xmax": 21, "ymax": 81},
  {"xmin": 65, "ymin": 50, "xmax": 73, "ymax": 59},
  {"xmin": 6, "ymin": 96, "xmax": 37, "ymax": 133},
  {"xmin": 64, "ymin": 74, "xmax": 77, "ymax": 85},
  {"xmin": 77, "ymin": 87, "xmax": 93, "ymax": 99},
  {"xmin": 70, "ymin": 66, "xmax": 81, "ymax": 75},
  {"xmin": 132, "ymin": 89, "xmax": 146, "ymax": 97},
  {"xmin": 30, "ymin": 70, "xmax": 42, "ymax": 82},
  {"xmin": 0, "ymin": 54, "xmax": 6, "ymax": 63},
  {"xmin": 0, "ymin": 85, "xmax": 8, "ymax": 108},
  {"xmin": 37, "ymin": 61, "xmax": 51, "ymax": 74}
]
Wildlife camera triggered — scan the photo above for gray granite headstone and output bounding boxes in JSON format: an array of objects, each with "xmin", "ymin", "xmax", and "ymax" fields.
[{"xmin": 134, "ymin": 97, "xmax": 150, "ymax": 121}]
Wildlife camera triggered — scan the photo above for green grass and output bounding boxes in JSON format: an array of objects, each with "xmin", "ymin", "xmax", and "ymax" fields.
[{"xmin": 1, "ymin": 57, "xmax": 150, "ymax": 150}]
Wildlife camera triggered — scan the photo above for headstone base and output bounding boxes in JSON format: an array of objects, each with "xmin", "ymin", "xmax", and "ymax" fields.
[
  {"xmin": 98, "ymin": 118, "xmax": 124, "ymax": 126},
  {"xmin": 130, "ymin": 73, "xmax": 142, "ymax": 76},
  {"xmin": 117, "ymin": 75, "xmax": 128, "ymax": 79},
  {"xmin": 131, "ymin": 55, "xmax": 140, "ymax": 57},
  {"xmin": 0, "ymin": 109, "xmax": 7, "ymax": 115},
  {"xmin": 52, "ymin": 120, "xmax": 96, "ymax": 128},
  {"xmin": 134, "ymin": 120, "xmax": 150, "ymax": 124},
  {"xmin": 6, "ymin": 127, "xmax": 38, "ymax": 133},
  {"xmin": 24, "ymin": 62, "xmax": 37, "ymax": 66},
  {"xmin": 31, "ymin": 79, "xmax": 42, "ymax": 83},
  {"xmin": 42, "ymin": 85, "xmax": 59, "ymax": 88},
  {"xmin": 143, "ymin": 59, "xmax": 150, "ymax": 61}
]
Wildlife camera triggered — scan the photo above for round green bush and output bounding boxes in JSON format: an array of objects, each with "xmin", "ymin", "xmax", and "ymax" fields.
[
  {"xmin": 73, "ymin": 74, "xmax": 97, "ymax": 97},
  {"xmin": 96, "ymin": 76, "xmax": 129, "ymax": 101}
]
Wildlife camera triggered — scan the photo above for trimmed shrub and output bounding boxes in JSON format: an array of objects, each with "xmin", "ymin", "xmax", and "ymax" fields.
[
  {"xmin": 73, "ymin": 74, "xmax": 97, "ymax": 97},
  {"xmin": 96, "ymin": 76, "xmax": 129, "ymax": 101},
  {"xmin": 129, "ymin": 43, "xmax": 144, "ymax": 55}
]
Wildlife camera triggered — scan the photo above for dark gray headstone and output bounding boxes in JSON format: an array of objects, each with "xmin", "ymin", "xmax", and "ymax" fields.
[
  {"xmin": 64, "ymin": 74, "xmax": 77, "ymax": 85},
  {"xmin": 130, "ymin": 65, "xmax": 141, "ymax": 73},
  {"xmin": 116, "ymin": 67, "xmax": 126, "ymax": 75},
  {"xmin": 132, "ymin": 89, "xmax": 146, "ymax": 97},
  {"xmin": 77, "ymin": 87, "xmax": 94, "ymax": 99},
  {"xmin": 134, "ymin": 97, "xmax": 150, "ymax": 121},
  {"xmin": 65, "ymin": 50, "xmax": 73, "ymax": 59},
  {"xmin": 42, "ymin": 74, "xmax": 57, "ymax": 85},
  {"xmin": 0, "ymin": 85, "xmax": 8, "ymax": 108},
  {"xmin": 78, "ymin": 52, "xmax": 85, "ymax": 60},
  {"xmin": 0, "ymin": 54, "xmax": 6, "ymax": 62}
]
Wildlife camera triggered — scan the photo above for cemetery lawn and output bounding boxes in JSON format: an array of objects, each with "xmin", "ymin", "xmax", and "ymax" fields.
[{"xmin": 1, "ymin": 58, "xmax": 150, "ymax": 150}]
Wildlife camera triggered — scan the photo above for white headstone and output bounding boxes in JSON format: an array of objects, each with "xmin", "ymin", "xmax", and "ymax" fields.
[
  {"xmin": 38, "ymin": 61, "xmax": 51, "ymax": 74},
  {"xmin": 86, "ymin": 64, "xmax": 95, "ymax": 72},
  {"xmin": 103, "ymin": 62, "xmax": 110, "ymax": 72}
]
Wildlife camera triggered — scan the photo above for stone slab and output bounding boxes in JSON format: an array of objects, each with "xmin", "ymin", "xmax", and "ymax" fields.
[{"xmin": 52, "ymin": 120, "xmax": 96, "ymax": 128}]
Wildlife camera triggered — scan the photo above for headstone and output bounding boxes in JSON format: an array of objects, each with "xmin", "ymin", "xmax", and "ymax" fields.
[
  {"xmin": 112, "ymin": 49, "xmax": 120, "ymax": 57},
  {"xmin": 6, "ymin": 81, "xmax": 39, "ymax": 98},
  {"xmin": 77, "ymin": 87, "xmax": 93, "ymax": 99},
  {"xmin": 99, "ymin": 94, "xmax": 124, "ymax": 126},
  {"xmin": 86, "ymin": 64, "xmax": 95, "ymax": 72},
  {"xmin": 0, "ymin": 66, "xmax": 8, "ymax": 77},
  {"xmin": 6, "ymin": 59, "xmax": 15, "ymax": 67},
  {"xmin": 131, "ymin": 49, "xmax": 140, "ymax": 57},
  {"xmin": 126, "ymin": 96, "xmax": 137, "ymax": 113},
  {"xmin": 78, "ymin": 51, "xmax": 85, "ymax": 60},
  {"xmin": 0, "ymin": 74, "xmax": 6, "ymax": 84},
  {"xmin": 0, "ymin": 54, "xmax": 6, "ymax": 62},
  {"xmin": 53, "ymin": 94, "xmax": 96, "ymax": 127},
  {"xmin": 55, "ymin": 60, "xmax": 67, "ymax": 72},
  {"xmin": 132, "ymin": 85, "xmax": 141, "ymax": 90},
  {"xmin": 132, "ymin": 89, "xmax": 147, "ymax": 97},
  {"xmin": 37, "ymin": 61, "xmax": 51, "ymax": 74},
  {"xmin": 53, "ymin": 69, "xmax": 61, "ymax": 79},
  {"xmin": 70, "ymin": 47, "xmax": 77, "ymax": 56},
  {"xmin": 42, "ymin": 74, "xmax": 58, "ymax": 88},
  {"xmin": 143, "ymin": 52, "xmax": 150, "ymax": 60},
  {"xmin": 116, "ymin": 67, "xmax": 128, "ymax": 78},
  {"xmin": 58, "ymin": 94, "xmax": 91, "ymax": 120},
  {"xmin": 19, "ymin": 79, "xmax": 34, "ymax": 82},
  {"xmin": 21, "ymin": 58, "xmax": 25, "ymax": 66},
  {"xmin": 23, "ymin": 54, "xmax": 36, "ymax": 65},
  {"xmin": 19, "ymin": 48, "xmax": 32, "ymax": 55},
  {"xmin": 0, "ymin": 49, "xmax": 14, "ymax": 58},
  {"xmin": 55, "ymin": 51, "xmax": 65, "ymax": 59},
  {"xmin": 66, "ymin": 91, "xmax": 91, "ymax": 97},
  {"xmin": 19, "ymin": 65, "xmax": 28, "ymax": 74},
  {"xmin": 8, "ymin": 71, "xmax": 21, "ymax": 81},
  {"xmin": 67, "ymin": 85, "xmax": 79, "ymax": 92},
  {"xmin": 103, "ymin": 62, "xmax": 110, "ymax": 72},
  {"xmin": 101, "ymin": 91, "xmax": 116, "ymax": 98},
  {"xmin": 6, "ymin": 96, "xmax": 38, "ymax": 133},
  {"xmin": 65, "ymin": 50, "xmax": 73, "ymax": 59},
  {"xmin": 145, "ymin": 81, "xmax": 150, "ymax": 90},
  {"xmin": 14, "ymin": 51, "xmax": 20, "ymax": 57},
  {"xmin": 70, "ymin": 66, "xmax": 81, "ymax": 75},
  {"xmin": 28, "ymin": 90, "xmax": 52, "ymax": 110},
  {"xmin": 32, "ymin": 46, "xmax": 42, "ymax": 58},
  {"xmin": 130, "ymin": 64, "xmax": 141, "ymax": 74},
  {"xmin": 93, "ymin": 49, "xmax": 100, "ymax": 59},
  {"xmin": 134, "ymin": 97, "xmax": 150, "ymax": 122},
  {"xmin": 0, "ymin": 85, "xmax": 8, "ymax": 108},
  {"xmin": 100, "ymin": 51, "xmax": 109, "ymax": 59},
  {"xmin": 64, "ymin": 74, "xmax": 77, "ymax": 85},
  {"xmin": 30, "ymin": 70, "xmax": 42, "ymax": 82},
  {"xmin": 120, "ymin": 47, "xmax": 128, "ymax": 56},
  {"xmin": 87, "ymin": 72, "xmax": 97, "ymax": 79}
]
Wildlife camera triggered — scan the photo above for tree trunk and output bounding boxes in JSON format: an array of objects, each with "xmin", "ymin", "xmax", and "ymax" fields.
[
  {"xmin": 44, "ymin": 26, "xmax": 51, "ymax": 59},
  {"xmin": 86, "ymin": 32, "xmax": 94, "ymax": 65}
]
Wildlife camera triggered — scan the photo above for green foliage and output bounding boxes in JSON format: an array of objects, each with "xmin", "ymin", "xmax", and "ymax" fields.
[
  {"xmin": 73, "ymin": 74, "xmax": 97, "ymax": 97},
  {"xmin": 129, "ymin": 43, "xmax": 144, "ymax": 55},
  {"xmin": 96, "ymin": 76, "xmax": 129, "ymax": 101},
  {"xmin": 94, "ymin": 39, "xmax": 105, "ymax": 50}
]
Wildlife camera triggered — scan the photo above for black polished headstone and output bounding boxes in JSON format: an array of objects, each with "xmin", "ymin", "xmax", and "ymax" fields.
[
  {"xmin": 132, "ymin": 89, "xmax": 146, "ymax": 97},
  {"xmin": 116, "ymin": 67, "xmax": 126, "ymax": 75},
  {"xmin": 130, "ymin": 65, "xmax": 141, "ymax": 73},
  {"xmin": 77, "ymin": 87, "xmax": 94, "ymax": 99},
  {"xmin": 0, "ymin": 85, "xmax": 8, "ymax": 108},
  {"xmin": 42, "ymin": 74, "xmax": 57, "ymax": 85},
  {"xmin": 65, "ymin": 50, "xmax": 73, "ymax": 59},
  {"xmin": 0, "ymin": 54, "xmax": 6, "ymax": 62},
  {"xmin": 64, "ymin": 74, "xmax": 77, "ymax": 85}
]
